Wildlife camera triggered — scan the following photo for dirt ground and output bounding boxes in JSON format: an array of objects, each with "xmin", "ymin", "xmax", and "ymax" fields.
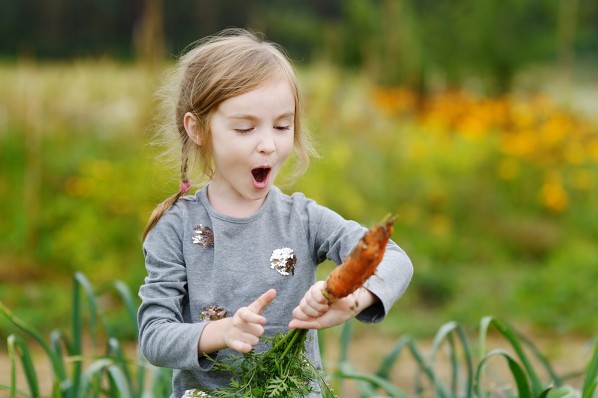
[{"xmin": 0, "ymin": 330, "xmax": 593, "ymax": 397}]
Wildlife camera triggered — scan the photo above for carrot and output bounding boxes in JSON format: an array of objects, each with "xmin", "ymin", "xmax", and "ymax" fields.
[{"xmin": 322, "ymin": 214, "xmax": 397, "ymax": 303}]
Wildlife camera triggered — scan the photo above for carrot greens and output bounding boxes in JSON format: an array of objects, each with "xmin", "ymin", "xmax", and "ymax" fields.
[{"xmin": 185, "ymin": 329, "xmax": 335, "ymax": 398}]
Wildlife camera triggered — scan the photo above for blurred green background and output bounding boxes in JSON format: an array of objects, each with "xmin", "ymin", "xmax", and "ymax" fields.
[{"xmin": 1, "ymin": 0, "xmax": 597, "ymax": 343}]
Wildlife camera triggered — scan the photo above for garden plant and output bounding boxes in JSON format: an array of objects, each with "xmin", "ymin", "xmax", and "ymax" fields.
[{"xmin": 1, "ymin": 272, "xmax": 597, "ymax": 397}]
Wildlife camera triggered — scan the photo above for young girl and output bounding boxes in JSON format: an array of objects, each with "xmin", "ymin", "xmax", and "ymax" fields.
[{"xmin": 138, "ymin": 29, "xmax": 413, "ymax": 398}]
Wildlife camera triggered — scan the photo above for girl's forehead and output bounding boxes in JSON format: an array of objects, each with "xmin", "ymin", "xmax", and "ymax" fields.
[{"xmin": 216, "ymin": 79, "xmax": 296, "ymax": 117}]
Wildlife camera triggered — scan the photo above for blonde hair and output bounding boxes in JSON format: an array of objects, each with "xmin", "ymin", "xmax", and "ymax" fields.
[{"xmin": 143, "ymin": 29, "xmax": 317, "ymax": 240}]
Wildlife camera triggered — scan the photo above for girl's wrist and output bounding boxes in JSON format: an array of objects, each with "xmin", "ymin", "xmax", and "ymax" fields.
[
  {"xmin": 352, "ymin": 288, "xmax": 378, "ymax": 314},
  {"xmin": 198, "ymin": 317, "xmax": 232, "ymax": 356}
]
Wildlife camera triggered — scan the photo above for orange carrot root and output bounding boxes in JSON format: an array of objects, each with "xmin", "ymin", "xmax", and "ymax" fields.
[{"xmin": 322, "ymin": 214, "xmax": 397, "ymax": 303}]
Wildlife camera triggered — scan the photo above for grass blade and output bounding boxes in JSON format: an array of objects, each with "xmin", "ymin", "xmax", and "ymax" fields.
[
  {"xmin": 7, "ymin": 334, "xmax": 40, "ymax": 398},
  {"xmin": 514, "ymin": 327, "xmax": 562, "ymax": 386},
  {"xmin": 71, "ymin": 272, "xmax": 99, "ymax": 398},
  {"xmin": 480, "ymin": 316, "xmax": 543, "ymax": 396},
  {"xmin": 338, "ymin": 321, "xmax": 353, "ymax": 364},
  {"xmin": 107, "ymin": 365, "xmax": 133, "ymax": 398},
  {"xmin": 77, "ymin": 358, "xmax": 113, "ymax": 397},
  {"xmin": 337, "ymin": 362, "xmax": 410, "ymax": 398},
  {"xmin": 73, "ymin": 272, "xmax": 99, "ymax": 344},
  {"xmin": 112, "ymin": 281, "xmax": 138, "ymax": 329},
  {"xmin": 475, "ymin": 348, "xmax": 532, "ymax": 398},
  {"xmin": 429, "ymin": 321, "xmax": 474, "ymax": 398},
  {"xmin": 0, "ymin": 301, "xmax": 68, "ymax": 391},
  {"xmin": 49, "ymin": 329, "xmax": 72, "ymax": 392},
  {"xmin": 106, "ymin": 337, "xmax": 135, "ymax": 396},
  {"xmin": 547, "ymin": 385, "xmax": 580, "ymax": 398},
  {"xmin": 405, "ymin": 337, "xmax": 450, "ymax": 398},
  {"xmin": 111, "ymin": 280, "xmax": 148, "ymax": 397},
  {"xmin": 376, "ymin": 335, "xmax": 413, "ymax": 379},
  {"xmin": 333, "ymin": 321, "xmax": 354, "ymax": 397},
  {"xmin": 582, "ymin": 339, "xmax": 598, "ymax": 398}
]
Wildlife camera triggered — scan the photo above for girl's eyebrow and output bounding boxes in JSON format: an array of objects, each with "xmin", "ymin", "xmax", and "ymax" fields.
[{"xmin": 228, "ymin": 112, "xmax": 295, "ymax": 121}]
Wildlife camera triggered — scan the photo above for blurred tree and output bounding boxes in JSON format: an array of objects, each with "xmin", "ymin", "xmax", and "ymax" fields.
[
  {"xmin": 557, "ymin": 0, "xmax": 578, "ymax": 90},
  {"xmin": 133, "ymin": 0, "xmax": 165, "ymax": 67},
  {"xmin": 0, "ymin": 0, "xmax": 596, "ymax": 92}
]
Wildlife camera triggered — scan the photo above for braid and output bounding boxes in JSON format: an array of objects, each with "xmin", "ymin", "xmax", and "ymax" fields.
[
  {"xmin": 142, "ymin": 142, "xmax": 191, "ymax": 241},
  {"xmin": 180, "ymin": 139, "xmax": 190, "ymax": 185},
  {"xmin": 142, "ymin": 191, "xmax": 182, "ymax": 241}
]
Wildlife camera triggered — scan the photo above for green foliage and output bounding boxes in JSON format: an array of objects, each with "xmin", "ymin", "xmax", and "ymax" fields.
[
  {"xmin": 205, "ymin": 329, "xmax": 335, "ymax": 398},
  {"xmin": 332, "ymin": 319, "xmax": 598, "ymax": 398},
  {"xmin": 2, "ymin": 273, "xmax": 597, "ymax": 397},
  {"xmin": 0, "ymin": 272, "xmax": 172, "ymax": 398}
]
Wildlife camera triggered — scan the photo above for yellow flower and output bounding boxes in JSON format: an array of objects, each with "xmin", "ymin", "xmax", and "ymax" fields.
[
  {"xmin": 540, "ymin": 116, "xmax": 568, "ymax": 148},
  {"xmin": 540, "ymin": 177, "xmax": 568, "ymax": 212},
  {"xmin": 500, "ymin": 131, "xmax": 536, "ymax": 158}
]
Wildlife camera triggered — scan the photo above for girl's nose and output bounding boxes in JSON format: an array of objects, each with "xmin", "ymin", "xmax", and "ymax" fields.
[{"xmin": 257, "ymin": 132, "xmax": 276, "ymax": 154}]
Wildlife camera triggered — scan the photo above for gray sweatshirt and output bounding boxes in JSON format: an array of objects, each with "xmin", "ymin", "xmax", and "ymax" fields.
[{"xmin": 138, "ymin": 185, "xmax": 413, "ymax": 397}]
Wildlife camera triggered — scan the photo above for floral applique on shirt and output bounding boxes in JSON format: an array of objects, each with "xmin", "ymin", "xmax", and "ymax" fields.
[
  {"xmin": 192, "ymin": 225, "xmax": 214, "ymax": 248},
  {"xmin": 199, "ymin": 305, "xmax": 228, "ymax": 321},
  {"xmin": 269, "ymin": 247, "xmax": 297, "ymax": 276}
]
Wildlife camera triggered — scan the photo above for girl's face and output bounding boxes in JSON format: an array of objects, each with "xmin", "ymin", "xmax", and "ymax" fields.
[{"xmin": 207, "ymin": 78, "xmax": 295, "ymax": 215}]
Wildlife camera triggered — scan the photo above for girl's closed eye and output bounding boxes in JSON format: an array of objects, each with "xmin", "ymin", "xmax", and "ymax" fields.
[
  {"xmin": 275, "ymin": 125, "xmax": 291, "ymax": 132},
  {"xmin": 235, "ymin": 127, "xmax": 254, "ymax": 134}
]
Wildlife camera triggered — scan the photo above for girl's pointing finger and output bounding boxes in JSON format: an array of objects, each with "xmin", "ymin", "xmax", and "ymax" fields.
[{"xmin": 248, "ymin": 288, "xmax": 277, "ymax": 315}]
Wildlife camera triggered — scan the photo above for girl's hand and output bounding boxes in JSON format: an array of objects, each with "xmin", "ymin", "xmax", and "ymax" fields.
[
  {"xmin": 224, "ymin": 289, "xmax": 276, "ymax": 353},
  {"xmin": 288, "ymin": 281, "xmax": 377, "ymax": 330}
]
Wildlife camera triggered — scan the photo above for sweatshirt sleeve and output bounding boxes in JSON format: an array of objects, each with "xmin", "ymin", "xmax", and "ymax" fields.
[
  {"xmin": 137, "ymin": 205, "xmax": 214, "ymax": 371},
  {"xmin": 307, "ymin": 203, "xmax": 413, "ymax": 323},
  {"xmin": 358, "ymin": 239, "xmax": 413, "ymax": 323}
]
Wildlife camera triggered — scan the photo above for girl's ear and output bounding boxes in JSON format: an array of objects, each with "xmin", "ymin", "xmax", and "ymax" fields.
[{"xmin": 184, "ymin": 112, "xmax": 202, "ymax": 145}]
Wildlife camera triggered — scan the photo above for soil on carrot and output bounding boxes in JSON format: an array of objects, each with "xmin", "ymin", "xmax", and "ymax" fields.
[{"xmin": 1, "ymin": 330, "xmax": 591, "ymax": 397}]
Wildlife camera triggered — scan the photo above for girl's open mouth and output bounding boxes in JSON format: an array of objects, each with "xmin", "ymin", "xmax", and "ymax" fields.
[{"xmin": 251, "ymin": 166, "xmax": 271, "ymax": 188}]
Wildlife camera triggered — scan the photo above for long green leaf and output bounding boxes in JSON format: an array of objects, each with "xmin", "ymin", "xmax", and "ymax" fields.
[
  {"xmin": 77, "ymin": 358, "xmax": 113, "ymax": 397},
  {"xmin": 333, "ymin": 321, "xmax": 354, "ymax": 397},
  {"xmin": 70, "ymin": 272, "xmax": 100, "ymax": 398},
  {"xmin": 582, "ymin": 339, "xmax": 598, "ymax": 398},
  {"xmin": 337, "ymin": 362, "xmax": 410, "ymax": 398},
  {"xmin": 48, "ymin": 329, "xmax": 71, "ymax": 393},
  {"xmin": 106, "ymin": 365, "xmax": 133, "ymax": 398},
  {"xmin": 107, "ymin": 337, "xmax": 135, "ymax": 396},
  {"xmin": 375, "ymin": 335, "xmax": 413, "ymax": 379},
  {"xmin": 480, "ymin": 316, "xmax": 543, "ymax": 396},
  {"xmin": 546, "ymin": 385, "xmax": 578, "ymax": 398},
  {"xmin": 73, "ymin": 272, "xmax": 98, "ymax": 343},
  {"xmin": 405, "ymin": 337, "xmax": 450, "ymax": 398},
  {"xmin": 338, "ymin": 321, "xmax": 353, "ymax": 365},
  {"xmin": 0, "ymin": 301, "xmax": 67, "ymax": 390},
  {"xmin": 111, "ymin": 280, "xmax": 148, "ymax": 397},
  {"xmin": 112, "ymin": 280, "xmax": 138, "ymax": 331},
  {"xmin": 429, "ymin": 321, "xmax": 474, "ymax": 398},
  {"xmin": 475, "ymin": 348, "xmax": 531, "ymax": 398},
  {"xmin": 7, "ymin": 334, "xmax": 40, "ymax": 398},
  {"xmin": 514, "ymin": 327, "xmax": 562, "ymax": 386}
]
